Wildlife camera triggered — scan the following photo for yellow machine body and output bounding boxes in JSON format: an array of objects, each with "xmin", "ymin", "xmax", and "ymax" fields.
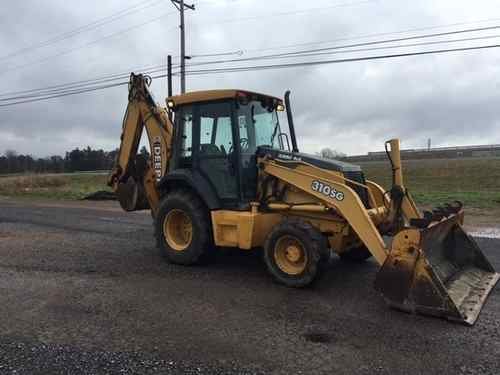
[{"xmin": 109, "ymin": 74, "xmax": 499, "ymax": 325}]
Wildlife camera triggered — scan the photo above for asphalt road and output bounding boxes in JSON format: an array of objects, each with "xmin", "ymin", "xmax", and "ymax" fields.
[{"xmin": 0, "ymin": 199, "xmax": 499, "ymax": 374}]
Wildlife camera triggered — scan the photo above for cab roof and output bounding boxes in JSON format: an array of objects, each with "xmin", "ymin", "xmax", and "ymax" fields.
[{"xmin": 167, "ymin": 89, "xmax": 282, "ymax": 107}]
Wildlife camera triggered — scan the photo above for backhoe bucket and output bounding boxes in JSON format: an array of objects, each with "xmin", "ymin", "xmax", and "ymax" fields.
[{"xmin": 375, "ymin": 212, "xmax": 499, "ymax": 325}]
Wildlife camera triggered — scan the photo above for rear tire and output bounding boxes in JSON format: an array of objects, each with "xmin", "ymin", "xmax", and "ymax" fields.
[
  {"xmin": 263, "ymin": 219, "xmax": 327, "ymax": 288},
  {"xmin": 155, "ymin": 190, "xmax": 212, "ymax": 265},
  {"xmin": 339, "ymin": 245, "xmax": 372, "ymax": 262}
]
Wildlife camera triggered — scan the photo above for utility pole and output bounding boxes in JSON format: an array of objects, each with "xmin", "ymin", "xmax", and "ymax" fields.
[{"xmin": 170, "ymin": 0, "xmax": 195, "ymax": 94}]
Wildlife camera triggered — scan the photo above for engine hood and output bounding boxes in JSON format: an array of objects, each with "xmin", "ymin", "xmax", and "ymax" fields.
[{"xmin": 257, "ymin": 147, "xmax": 361, "ymax": 173}]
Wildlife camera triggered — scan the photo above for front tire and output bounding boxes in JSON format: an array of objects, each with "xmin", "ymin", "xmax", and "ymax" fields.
[
  {"xmin": 155, "ymin": 190, "xmax": 211, "ymax": 265},
  {"xmin": 263, "ymin": 220, "xmax": 327, "ymax": 288}
]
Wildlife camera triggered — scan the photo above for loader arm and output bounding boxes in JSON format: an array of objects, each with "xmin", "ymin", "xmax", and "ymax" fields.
[
  {"xmin": 258, "ymin": 142, "xmax": 498, "ymax": 325},
  {"xmin": 108, "ymin": 74, "xmax": 174, "ymax": 214},
  {"xmin": 259, "ymin": 157, "xmax": 389, "ymax": 265}
]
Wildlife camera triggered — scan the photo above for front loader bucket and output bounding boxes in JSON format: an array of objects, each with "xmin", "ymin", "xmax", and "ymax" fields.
[{"xmin": 375, "ymin": 212, "xmax": 499, "ymax": 325}]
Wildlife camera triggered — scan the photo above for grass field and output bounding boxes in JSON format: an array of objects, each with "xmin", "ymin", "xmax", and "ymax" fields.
[
  {"xmin": 358, "ymin": 157, "xmax": 500, "ymax": 209},
  {"xmin": 0, "ymin": 173, "xmax": 110, "ymax": 200},
  {"xmin": 0, "ymin": 157, "xmax": 499, "ymax": 209}
]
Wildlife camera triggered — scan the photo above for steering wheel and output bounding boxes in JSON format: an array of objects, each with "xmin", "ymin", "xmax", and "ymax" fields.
[
  {"xmin": 240, "ymin": 137, "xmax": 249, "ymax": 151},
  {"xmin": 228, "ymin": 138, "xmax": 250, "ymax": 154}
]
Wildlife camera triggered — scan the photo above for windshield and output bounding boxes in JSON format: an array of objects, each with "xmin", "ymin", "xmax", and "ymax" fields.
[{"xmin": 237, "ymin": 99, "xmax": 283, "ymax": 153}]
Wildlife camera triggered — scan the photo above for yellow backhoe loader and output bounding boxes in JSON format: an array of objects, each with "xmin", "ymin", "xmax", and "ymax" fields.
[{"xmin": 108, "ymin": 73, "xmax": 499, "ymax": 325}]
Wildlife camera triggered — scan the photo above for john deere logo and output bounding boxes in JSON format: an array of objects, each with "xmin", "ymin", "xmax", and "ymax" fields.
[{"xmin": 153, "ymin": 138, "xmax": 162, "ymax": 181}]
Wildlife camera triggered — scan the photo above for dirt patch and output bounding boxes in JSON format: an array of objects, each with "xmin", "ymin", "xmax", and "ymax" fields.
[{"xmin": 0, "ymin": 232, "xmax": 13, "ymax": 239}]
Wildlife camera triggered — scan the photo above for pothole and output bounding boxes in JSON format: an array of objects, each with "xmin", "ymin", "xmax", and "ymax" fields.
[{"xmin": 303, "ymin": 332, "xmax": 334, "ymax": 344}]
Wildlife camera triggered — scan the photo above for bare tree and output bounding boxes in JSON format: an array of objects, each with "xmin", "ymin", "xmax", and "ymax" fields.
[
  {"xmin": 4, "ymin": 149, "xmax": 17, "ymax": 158},
  {"xmin": 318, "ymin": 147, "xmax": 346, "ymax": 159}
]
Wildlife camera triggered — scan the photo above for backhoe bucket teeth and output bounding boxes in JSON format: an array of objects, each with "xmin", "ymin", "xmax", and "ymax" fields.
[{"xmin": 375, "ymin": 211, "xmax": 499, "ymax": 325}]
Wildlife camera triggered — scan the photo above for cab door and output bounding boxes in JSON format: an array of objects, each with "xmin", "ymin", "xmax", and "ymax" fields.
[{"xmin": 195, "ymin": 101, "xmax": 239, "ymax": 205}]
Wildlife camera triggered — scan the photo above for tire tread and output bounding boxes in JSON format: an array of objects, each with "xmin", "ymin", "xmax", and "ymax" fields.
[
  {"xmin": 155, "ymin": 189, "xmax": 211, "ymax": 265},
  {"xmin": 263, "ymin": 218, "xmax": 327, "ymax": 288}
]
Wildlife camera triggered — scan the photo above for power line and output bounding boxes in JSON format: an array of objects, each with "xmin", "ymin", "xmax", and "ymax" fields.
[
  {"xmin": 178, "ymin": 25, "xmax": 500, "ymax": 68},
  {"xmin": 2, "ymin": 43, "xmax": 500, "ymax": 108},
  {"xmin": 194, "ymin": 0, "xmax": 243, "ymax": 5},
  {"xmin": 3, "ymin": 23, "xmax": 500, "ymax": 100},
  {"xmin": 190, "ymin": 50, "xmax": 243, "ymax": 58},
  {"xmin": 0, "ymin": 0, "xmax": 164, "ymax": 62},
  {"xmin": 180, "ymin": 43, "xmax": 500, "ymax": 76},
  {"xmin": 182, "ymin": 15, "xmax": 500, "ymax": 64},
  {"xmin": 19, "ymin": 30, "xmax": 500, "ymax": 99},
  {"xmin": 0, "ymin": 69, "xmax": 182, "ymax": 106},
  {"xmin": 47, "ymin": 23, "xmax": 500, "ymax": 93},
  {"xmin": 0, "ymin": 81, "xmax": 131, "ymax": 108},
  {"xmin": 0, "ymin": 63, "xmax": 176, "ymax": 102},
  {"xmin": 259, "ymin": 24, "xmax": 500, "ymax": 57},
  {"xmin": 278, "ymin": 33, "xmax": 500, "ymax": 59},
  {"xmin": 1, "ymin": 13, "xmax": 178, "ymax": 75},
  {"xmin": 0, "ymin": 0, "xmax": 291, "ymax": 68},
  {"xmin": 3, "ymin": 1, "xmax": 494, "ymax": 87},
  {"xmin": 239, "ymin": 16, "xmax": 500, "ymax": 55},
  {"xmin": 4, "ymin": 1, "xmax": 499, "ymax": 90},
  {"xmin": 2, "ymin": 31, "xmax": 500, "ymax": 101},
  {"xmin": 0, "ymin": 62, "xmax": 175, "ymax": 100},
  {"xmin": 0, "ymin": 73, "xmax": 145, "ymax": 101},
  {"xmin": 0, "ymin": 61, "xmax": 179, "ymax": 99},
  {"xmin": 190, "ymin": 0, "xmax": 377, "ymax": 26}
]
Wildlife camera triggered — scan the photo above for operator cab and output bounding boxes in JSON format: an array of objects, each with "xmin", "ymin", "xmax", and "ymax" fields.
[{"xmin": 167, "ymin": 90, "xmax": 288, "ymax": 208}]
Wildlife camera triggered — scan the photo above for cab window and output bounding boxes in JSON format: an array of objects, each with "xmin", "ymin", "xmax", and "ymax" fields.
[
  {"xmin": 198, "ymin": 102, "xmax": 233, "ymax": 156},
  {"xmin": 236, "ymin": 100, "xmax": 283, "ymax": 153}
]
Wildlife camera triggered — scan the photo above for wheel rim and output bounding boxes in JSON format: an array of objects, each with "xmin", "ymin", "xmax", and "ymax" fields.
[
  {"xmin": 274, "ymin": 235, "xmax": 308, "ymax": 275},
  {"xmin": 163, "ymin": 209, "xmax": 193, "ymax": 251}
]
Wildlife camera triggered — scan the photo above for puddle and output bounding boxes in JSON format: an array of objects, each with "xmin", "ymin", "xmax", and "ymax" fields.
[{"xmin": 468, "ymin": 227, "xmax": 500, "ymax": 239}]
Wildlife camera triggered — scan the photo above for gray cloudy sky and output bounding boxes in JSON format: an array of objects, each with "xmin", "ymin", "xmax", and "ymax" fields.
[{"xmin": 1, "ymin": 0, "xmax": 500, "ymax": 157}]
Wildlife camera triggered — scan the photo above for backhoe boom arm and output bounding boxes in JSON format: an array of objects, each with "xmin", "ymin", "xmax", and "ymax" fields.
[{"xmin": 108, "ymin": 74, "xmax": 174, "ymax": 214}]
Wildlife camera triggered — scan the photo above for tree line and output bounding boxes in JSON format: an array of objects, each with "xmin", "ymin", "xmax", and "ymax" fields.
[
  {"xmin": 0, "ymin": 146, "xmax": 146, "ymax": 174},
  {"xmin": 1, "ymin": 145, "xmax": 342, "ymax": 175}
]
